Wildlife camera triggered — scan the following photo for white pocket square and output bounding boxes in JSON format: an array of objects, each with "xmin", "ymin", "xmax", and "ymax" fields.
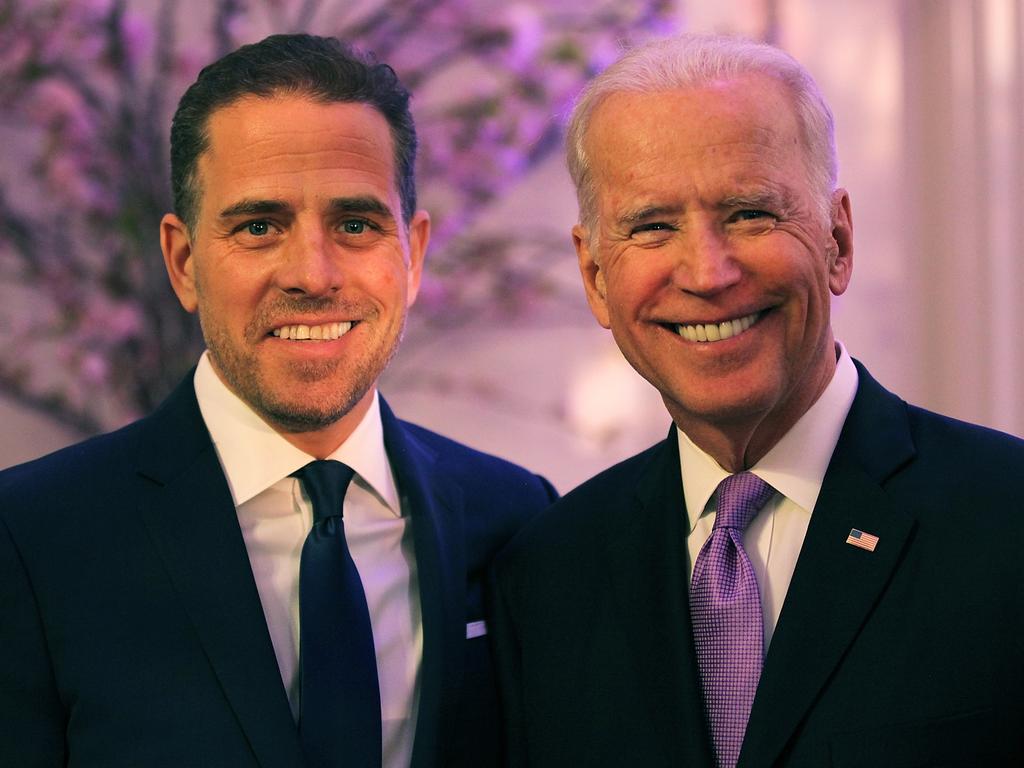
[{"xmin": 465, "ymin": 620, "xmax": 487, "ymax": 639}]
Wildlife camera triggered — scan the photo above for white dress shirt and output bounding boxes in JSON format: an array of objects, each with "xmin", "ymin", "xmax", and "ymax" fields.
[
  {"xmin": 679, "ymin": 343, "xmax": 859, "ymax": 648},
  {"xmin": 194, "ymin": 353, "xmax": 421, "ymax": 768}
]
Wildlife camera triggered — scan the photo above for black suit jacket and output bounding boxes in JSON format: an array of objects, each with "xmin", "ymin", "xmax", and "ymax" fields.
[
  {"xmin": 0, "ymin": 373, "xmax": 556, "ymax": 768},
  {"xmin": 491, "ymin": 363, "xmax": 1024, "ymax": 767}
]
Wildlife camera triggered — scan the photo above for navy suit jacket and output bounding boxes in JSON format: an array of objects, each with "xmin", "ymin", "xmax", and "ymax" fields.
[
  {"xmin": 0, "ymin": 373, "xmax": 556, "ymax": 768},
  {"xmin": 491, "ymin": 363, "xmax": 1024, "ymax": 767}
]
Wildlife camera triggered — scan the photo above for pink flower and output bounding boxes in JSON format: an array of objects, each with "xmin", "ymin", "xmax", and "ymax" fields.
[
  {"xmin": 413, "ymin": 275, "xmax": 454, "ymax": 314},
  {"xmin": 46, "ymin": 154, "xmax": 85, "ymax": 192},
  {"xmin": 0, "ymin": 36, "xmax": 32, "ymax": 76},
  {"xmin": 175, "ymin": 47, "xmax": 208, "ymax": 83},
  {"xmin": 80, "ymin": 351, "xmax": 109, "ymax": 385},
  {"xmin": 119, "ymin": 12, "xmax": 154, "ymax": 69},
  {"xmin": 77, "ymin": 297, "xmax": 142, "ymax": 344},
  {"xmin": 500, "ymin": 4, "xmax": 544, "ymax": 72},
  {"xmin": 27, "ymin": 79, "xmax": 84, "ymax": 124},
  {"xmin": 107, "ymin": 302, "xmax": 143, "ymax": 341}
]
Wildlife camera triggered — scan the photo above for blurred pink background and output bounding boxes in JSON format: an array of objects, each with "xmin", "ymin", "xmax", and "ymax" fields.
[{"xmin": 2, "ymin": 0, "xmax": 1021, "ymax": 491}]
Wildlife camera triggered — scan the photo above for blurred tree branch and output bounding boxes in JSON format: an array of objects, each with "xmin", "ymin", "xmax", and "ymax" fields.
[{"xmin": 0, "ymin": 0, "xmax": 675, "ymax": 433}]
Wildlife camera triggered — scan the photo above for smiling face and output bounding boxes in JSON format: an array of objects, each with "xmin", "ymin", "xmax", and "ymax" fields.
[
  {"xmin": 160, "ymin": 93, "xmax": 429, "ymax": 455},
  {"xmin": 574, "ymin": 74, "xmax": 853, "ymax": 468}
]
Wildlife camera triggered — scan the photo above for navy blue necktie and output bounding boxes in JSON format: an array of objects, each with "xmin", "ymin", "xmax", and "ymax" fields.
[{"xmin": 293, "ymin": 460, "xmax": 382, "ymax": 768}]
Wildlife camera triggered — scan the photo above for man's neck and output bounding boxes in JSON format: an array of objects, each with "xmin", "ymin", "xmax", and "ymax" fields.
[{"xmin": 669, "ymin": 353, "xmax": 839, "ymax": 473}]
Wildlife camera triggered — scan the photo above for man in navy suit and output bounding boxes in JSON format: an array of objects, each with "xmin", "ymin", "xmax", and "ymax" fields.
[
  {"xmin": 490, "ymin": 34, "xmax": 1024, "ymax": 767},
  {"xmin": 0, "ymin": 34, "xmax": 555, "ymax": 767}
]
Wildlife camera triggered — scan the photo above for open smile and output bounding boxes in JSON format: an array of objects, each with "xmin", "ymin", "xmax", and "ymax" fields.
[
  {"xmin": 674, "ymin": 310, "xmax": 764, "ymax": 343},
  {"xmin": 271, "ymin": 321, "xmax": 354, "ymax": 341}
]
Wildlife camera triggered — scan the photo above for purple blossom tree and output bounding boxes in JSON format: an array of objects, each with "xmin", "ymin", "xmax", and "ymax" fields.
[{"xmin": 0, "ymin": 0, "xmax": 676, "ymax": 433}]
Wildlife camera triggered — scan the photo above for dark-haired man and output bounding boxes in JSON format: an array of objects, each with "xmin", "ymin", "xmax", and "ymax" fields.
[
  {"xmin": 490, "ymin": 33, "xmax": 1024, "ymax": 767},
  {"xmin": 0, "ymin": 34, "xmax": 555, "ymax": 768}
]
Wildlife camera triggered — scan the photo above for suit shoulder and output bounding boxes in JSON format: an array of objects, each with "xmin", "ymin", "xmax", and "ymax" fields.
[
  {"xmin": 904, "ymin": 403, "xmax": 1024, "ymax": 469},
  {"xmin": 0, "ymin": 418, "xmax": 158, "ymax": 548},
  {"xmin": 0, "ymin": 418, "xmax": 147, "ymax": 500},
  {"xmin": 398, "ymin": 418, "xmax": 554, "ymax": 494},
  {"xmin": 498, "ymin": 438, "xmax": 668, "ymax": 568},
  {"xmin": 0, "ymin": 373, "xmax": 201, "ymax": 504},
  {"xmin": 559, "ymin": 439, "xmax": 666, "ymax": 508},
  {"xmin": 854, "ymin": 359, "xmax": 1023, "ymax": 464},
  {"xmin": 394, "ymin": 419, "xmax": 558, "ymax": 565}
]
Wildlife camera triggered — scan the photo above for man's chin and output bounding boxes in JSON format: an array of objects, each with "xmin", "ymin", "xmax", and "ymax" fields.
[
  {"xmin": 246, "ymin": 376, "xmax": 372, "ymax": 435},
  {"xmin": 206, "ymin": 343, "xmax": 387, "ymax": 436},
  {"xmin": 663, "ymin": 386, "xmax": 779, "ymax": 430},
  {"xmin": 256, "ymin": 399, "xmax": 362, "ymax": 434}
]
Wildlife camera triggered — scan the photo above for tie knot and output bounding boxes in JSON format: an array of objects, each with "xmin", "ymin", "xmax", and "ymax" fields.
[
  {"xmin": 713, "ymin": 472, "xmax": 773, "ymax": 532},
  {"xmin": 292, "ymin": 460, "xmax": 355, "ymax": 523}
]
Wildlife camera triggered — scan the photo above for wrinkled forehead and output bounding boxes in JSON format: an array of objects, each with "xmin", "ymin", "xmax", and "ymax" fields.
[
  {"xmin": 189, "ymin": 94, "xmax": 402, "ymax": 231},
  {"xmin": 208, "ymin": 93, "xmax": 391, "ymax": 150},
  {"xmin": 589, "ymin": 75, "xmax": 800, "ymax": 151},
  {"xmin": 584, "ymin": 77, "xmax": 812, "ymax": 196}
]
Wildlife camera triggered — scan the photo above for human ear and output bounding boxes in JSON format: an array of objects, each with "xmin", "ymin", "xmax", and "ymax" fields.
[
  {"xmin": 574, "ymin": 223, "xmax": 611, "ymax": 329},
  {"xmin": 827, "ymin": 189, "xmax": 854, "ymax": 296},
  {"xmin": 403, "ymin": 209, "xmax": 431, "ymax": 307},
  {"xmin": 160, "ymin": 213, "xmax": 198, "ymax": 313}
]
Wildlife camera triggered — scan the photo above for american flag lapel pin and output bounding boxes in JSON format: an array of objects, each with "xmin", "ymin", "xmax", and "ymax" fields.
[{"xmin": 846, "ymin": 528, "xmax": 879, "ymax": 552}]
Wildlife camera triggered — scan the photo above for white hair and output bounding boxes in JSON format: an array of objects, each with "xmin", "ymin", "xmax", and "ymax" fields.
[{"xmin": 566, "ymin": 34, "xmax": 837, "ymax": 229}]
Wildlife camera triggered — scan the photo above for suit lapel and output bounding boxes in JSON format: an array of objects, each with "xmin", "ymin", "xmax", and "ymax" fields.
[
  {"xmin": 740, "ymin": 365, "xmax": 917, "ymax": 767},
  {"xmin": 605, "ymin": 432, "xmax": 716, "ymax": 766},
  {"xmin": 380, "ymin": 400, "xmax": 465, "ymax": 768},
  {"xmin": 134, "ymin": 375, "xmax": 304, "ymax": 768}
]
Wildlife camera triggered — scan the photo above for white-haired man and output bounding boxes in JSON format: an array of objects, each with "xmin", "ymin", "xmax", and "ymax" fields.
[{"xmin": 490, "ymin": 34, "xmax": 1024, "ymax": 767}]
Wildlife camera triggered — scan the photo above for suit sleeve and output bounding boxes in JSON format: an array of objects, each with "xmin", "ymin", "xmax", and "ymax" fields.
[
  {"xmin": 537, "ymin": 475, "xmax": 559, "ymax": 506},
  {"xmin": 0, "ymin": 516, "xmax": 66, "ymax": 767},
  {"xmin": 487, "ymin": 561, "xmax": 529, "ymax": 768}
]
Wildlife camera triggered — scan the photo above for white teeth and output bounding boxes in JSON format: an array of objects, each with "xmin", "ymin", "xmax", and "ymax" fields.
[
  {"xmin": 676, "ymin": 311, "xmax": 761, "ymax": 343},
  {"xmin": 272, "ymin": 321, "xmax": 353, "ymax": 341}
]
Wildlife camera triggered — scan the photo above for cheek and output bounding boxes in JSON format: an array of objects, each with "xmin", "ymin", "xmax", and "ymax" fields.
[
  {"xmin": 358, "ymin": 259, "xmax": 413, "ymax": 314},
  {"xmin": 194, "ymin": 268, "xmax": 262, "ymax": 333},
  {"xmin": 377, "ymin": 265, "xmax": 407, "ymax": 300},
  {"xmin": 759, "ymin": 239, "xmax": 830, "ymax": 297},
  {"xmin": 605, "ymin": 259, "xmax": 664, "ymax": 310}
]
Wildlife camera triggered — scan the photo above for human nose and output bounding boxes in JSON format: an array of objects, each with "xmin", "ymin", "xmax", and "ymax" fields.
[
  {"xmin": 672, "ymin": 220, "xmax": 741, "ymax": 296},
  {"xmin": 277, "ymin": 223, "xmax": 341, "ymax": 297}
]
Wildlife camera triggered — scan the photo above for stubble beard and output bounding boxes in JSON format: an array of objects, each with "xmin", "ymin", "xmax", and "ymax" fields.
[{"xmin": 199, "ymin": 298, "xmax": 406, "ymax": 435}]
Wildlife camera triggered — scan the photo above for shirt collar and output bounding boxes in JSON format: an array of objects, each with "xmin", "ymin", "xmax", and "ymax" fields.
[
  {"xmin": 193, "ymin": 351, "xmax": 400, "ymax": 514},
  {"xmin": 677, "ymin": 342, "xmax": 859, "ymax": 532}
]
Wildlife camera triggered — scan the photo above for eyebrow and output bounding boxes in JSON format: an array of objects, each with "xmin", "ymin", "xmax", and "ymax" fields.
[
  {"xmin": 218, "ymin": 199, "xmax": 291, "ymax": 219},
  {"xmin": 616, "ymin": 204, "xmax": 684, "ymax": 227},
  {"xmin": 216, "ymin": 195, "xmax": 397, "ymax": 223},
  {"xmin": 720, "ymin": 189, "xmax": 792, "ymax": 211},
  {"xmin": 326, "ymin": 196, "xmax": 395, "ymax": 220}
]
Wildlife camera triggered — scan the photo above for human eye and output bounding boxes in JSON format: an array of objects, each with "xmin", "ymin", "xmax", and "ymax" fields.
[
  {"xmin": 230, "ymin": 219, "xmax": 281, "ymax": 246},
  {"xmin": 626, "ymin": 220, "xmax": 677, "ymax": 248},
  {"xmin": 244, "ymin": 220, "xmax": 272, "ymax": 236},
  {"xmin": 731, "ymin": 209, "xmax": 775, "ymax": 222},
  {"xmin": 631, "ymin": 221, "xmax": 676, "ymax": 234},
  {"xmin": 334, "ymin": 217, "xmax": 387, "ymax": 247},
  {"xmin": 339, "ymin": 217, "xmax": 383, "ymax": 235},
  {"xmin": 727, "ymin": 208, "xmax": 779, "ymax": 234}
]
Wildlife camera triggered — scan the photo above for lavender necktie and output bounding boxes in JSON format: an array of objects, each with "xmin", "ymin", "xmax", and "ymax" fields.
[{"xmin": 690, "ymin": 472, "xmax": 774, "ymax": 768}]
